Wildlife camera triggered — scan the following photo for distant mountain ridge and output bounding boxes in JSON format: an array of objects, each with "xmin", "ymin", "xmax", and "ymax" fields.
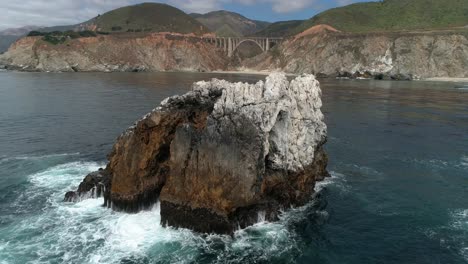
[
  {"xmin": 79, "ymin": 3, "xmax": 209, "ymax": 34},
  {"xmin": 190, "ymin": 10, "xmax": 270, "ymax": 37},
  {"xmin": 0, "ymin": 26, "xmax": 41, "ymax": 36},
  {"xmin": 254, "ymin": 20, "xmax": 304, "ymax": 37},
  {"xmin": 0, "ymin": 26, "xmax": 41, "ymax": 53}
]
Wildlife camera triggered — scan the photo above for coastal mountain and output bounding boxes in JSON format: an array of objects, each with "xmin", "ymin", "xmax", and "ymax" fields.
[
  {"xmin": 293, "ymin": 0, "xmax": 468, "ymax": 34},
  {"xmin": 254, "ymin": 20, "xmax": 304, "ymax": 37},
  {"xmin": 78, "ymin": 3, "xmax": 210, "ymax": 35},
  {"xmin": 0, "ymin": 36, "xmax": 19, "ymax": 53},
  {"xmin": 0, "ymin": 3, "xmax": 210, "ymax": 53},
  {"xmin": 190, "ymin": 11, "xmax": 270, "ymax": 37},
  {"xmin": 0, "ymin": 26, "xmax": 41, "ymax": 36},
  {"xmin": 0, "ymin": 26, "xmax": 41, "ymax": 53}
]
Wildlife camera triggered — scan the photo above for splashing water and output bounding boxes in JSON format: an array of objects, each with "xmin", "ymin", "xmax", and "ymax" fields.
[{"xmin": 0, "ymin": 159, "xmax": 329, "ymax": 264}]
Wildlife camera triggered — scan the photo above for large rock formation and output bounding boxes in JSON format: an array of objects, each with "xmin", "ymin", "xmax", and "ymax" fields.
[
  {"xmin": 65, "ymin": 73, "xmax": 329, "ymax": 234},
  {"xmin": 0, "ymin": 33, "xmax": 227, "ymax": 72},
  {"xmin": 243, "ymin": 30, "xmax": 468, "ymax": 79}
]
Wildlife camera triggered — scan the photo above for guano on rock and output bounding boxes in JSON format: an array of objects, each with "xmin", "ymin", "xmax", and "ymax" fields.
[{"xmin": 65, "ymin": 72, "xmax": 329, "ymax": 234}]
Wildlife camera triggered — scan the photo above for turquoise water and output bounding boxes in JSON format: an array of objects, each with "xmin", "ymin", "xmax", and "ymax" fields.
[{"xmin": 0, "ymin": 72, "xmax": 467, "ymax": 263}]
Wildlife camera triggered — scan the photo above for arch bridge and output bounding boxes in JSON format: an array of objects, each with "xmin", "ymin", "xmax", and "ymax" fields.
[{"xmin": 203, "ymin": 37, "xmax": 283, "ymax": 57}]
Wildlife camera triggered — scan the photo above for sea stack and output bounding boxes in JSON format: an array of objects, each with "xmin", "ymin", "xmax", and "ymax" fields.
[{"xmin": 65, "ymin": 72, "xmax": 329, "ymax": 234}]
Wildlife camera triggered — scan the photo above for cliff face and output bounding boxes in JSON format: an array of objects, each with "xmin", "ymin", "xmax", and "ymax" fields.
[
  {"xmin": 244, "ymin": 31, "xmax": 468, "ymax": 79},
  {"xmin": 2, "ymin": 29, "xmax": 465, "ymax": 79},
  {"xmin": 0, "ymin": 33, "xmax": 227, "ymax": 72},
  {"xmin": 65, "ymin": 73, "xmax": 329, "ymax": 234}
]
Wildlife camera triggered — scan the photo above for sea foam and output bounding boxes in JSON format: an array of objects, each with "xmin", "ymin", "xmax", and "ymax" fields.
[{"xmin": 0, "ymin": 160, "xmax": 312, "ymax": 263}]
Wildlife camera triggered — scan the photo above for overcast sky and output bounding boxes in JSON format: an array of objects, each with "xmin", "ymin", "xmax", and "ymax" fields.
[{"xmin": 0, "ymin": 0, "xmax": 367, "ymax": 30}]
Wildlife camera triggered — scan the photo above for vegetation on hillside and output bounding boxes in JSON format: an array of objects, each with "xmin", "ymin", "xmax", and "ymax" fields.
[
  {"xmin": 27, "ymin": 30, "xmax": 103, "ymax": 45},
  {"xmin": 83, "ymin": 3, "xmax": 210, "ymax": 35},
  {"xmin": 293, "ymin": 0, "xmax": 468, "ymax": 34},
  {"xmin": 254, "ymin": 20, "xmax": 304, "ymax": 37},
  {"xmin": 191, "ymin": 11, "xmax": 270, "ymax": 37}
]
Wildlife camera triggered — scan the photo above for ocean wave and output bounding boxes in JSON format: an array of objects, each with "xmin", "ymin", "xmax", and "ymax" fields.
[
  {"xmin": 28, "ymin": 161, "xmax": 102, "ymax": 189},
  {"xmin": 316, "ymin": 171, "xmax": 348, "ymax": 193},
  {"xmin": 451, "ymin": 209, "xmax": 468, "ymax": 230},
  {"xmin": 460, "ymin": 156, "xmax": 468, "ymax": 168},
  {"xmin": 402, "ymin": 156, "xmax": 468, "ymax": 171},
  {"xmin": 1, "ymin": 160, "xmax": 325, "ymax": 264},
  {"xmin": 450, "ymin": 209, "xmax": 468, "ymax": 262},
  {"xmin": 0, "ymin": 152, "xmax": 81, "ymax": 165}
]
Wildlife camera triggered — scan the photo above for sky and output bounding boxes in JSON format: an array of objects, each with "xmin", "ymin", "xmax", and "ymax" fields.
[{"xmin": 0, "ymin": 0, "xmax": 368, "ymax": 31}]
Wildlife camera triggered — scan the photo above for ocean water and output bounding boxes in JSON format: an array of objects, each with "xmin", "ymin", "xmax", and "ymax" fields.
[{"xmin": 0, "ymin": 72, "xmax": 467, "ymax": 264}]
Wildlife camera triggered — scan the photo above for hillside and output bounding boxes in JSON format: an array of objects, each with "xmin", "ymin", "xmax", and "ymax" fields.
[
  {"xmin": 191, "ymin": 11, "xmax": 270, "ymax": 37},
  {"xmin": 294, "ymin": 0, "xmax": 468, "ymax": 34},
  {"xmin": 81, "ymin": 3, "xmax": 210, "ymax": 35},
  {"xmin": 254, "ymin": 20, "xmax": 303, "ymax": 37}
]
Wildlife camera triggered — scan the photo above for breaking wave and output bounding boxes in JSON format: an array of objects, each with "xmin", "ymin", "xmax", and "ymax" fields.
[{"xmin": 0, "ymin": 160, "xmax": 335, "ymax": 263}]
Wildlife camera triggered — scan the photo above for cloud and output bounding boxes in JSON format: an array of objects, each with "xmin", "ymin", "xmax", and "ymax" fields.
[
  {"xmin": 168, "ymin": 0, "xmax": 222, "ymax": 13},
  {"xmin": 336, "ymin": 0, "xmax": 355, "ymax": 5},
  {"xmin": 227, "ymin": 0, "xmax": 316, "ymax": 13},
  {"xmin": 0, "ymin": 0, "xmax": 134, "ymax": 29}
]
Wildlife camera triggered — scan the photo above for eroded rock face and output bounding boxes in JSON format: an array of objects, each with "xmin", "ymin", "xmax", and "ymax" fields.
[
  {"xmin": 65, "ymin": 73, "xmax": 328, "ymax": 234},
  {"xmin": 0, "ymin": 34, "xmax": 228, "ymax": 72},
  {"xmin": 242, "ymin": 31, "xmax": 468, "ymax": 79}
]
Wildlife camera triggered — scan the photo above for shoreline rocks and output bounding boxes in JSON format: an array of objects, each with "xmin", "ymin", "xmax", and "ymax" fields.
[{"xmin": 65, "ymin": 72, "xmax": 329, "ymax": 234}]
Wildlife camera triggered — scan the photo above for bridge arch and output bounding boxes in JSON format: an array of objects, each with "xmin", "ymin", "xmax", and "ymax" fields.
[
  {"xmin": 205, "ymin": 36, "xmax": 283, "ymax": 57},
  {"xmin": 232, "ymin": 39, "xmax": 265, "ymax": 54}
]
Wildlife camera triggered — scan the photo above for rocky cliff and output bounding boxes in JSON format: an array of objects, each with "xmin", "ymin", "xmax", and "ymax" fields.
[
  {"xmin": 65, "ymin": 73, "xmax": 329, "ymax": 234},
  {"xmin": 244, "ymin": 30, "xmax": 468, "ymax": 79},
  {"xmin": 2, "ymin": 29, "xmax": 467, "ymax": 79},
  {"xmin": 0, "ymin": 33, "xmax": 227, "ymax": 72}
]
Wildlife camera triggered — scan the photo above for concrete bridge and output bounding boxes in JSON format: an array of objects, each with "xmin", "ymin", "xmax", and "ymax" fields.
[{"xmin": 203, "ymin": 37, "xmax": 283, "ymax": 57}]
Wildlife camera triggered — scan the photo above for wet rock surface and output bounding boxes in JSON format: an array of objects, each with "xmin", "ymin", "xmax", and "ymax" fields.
[
  {"xmin": 65, "ymin": 72, "xmax": 329, "ymax": 234},
  {"xmin": 64, "ymin": 168, "xmax": 111, "ymax": 204}
]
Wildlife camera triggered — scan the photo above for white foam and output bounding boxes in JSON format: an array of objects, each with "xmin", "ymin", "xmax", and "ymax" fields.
[
  {"xmin": 315, "ymin": 171, "xmax": 348, "ymax": 192},
  {"xmin": 449, "ymin": 209, "xmax": 468, "ymax": 261},
  {"xmin": 460, "ymin": 156, "xmax": 468, "ymax": 168},
  {"xmin": 451, "ymin": 209, "xmax": 468, "ymax": 230},
  {"xmin": 1, "ymin": 160, "xmax": 323, "ymax": 263},
  {"xmin": 0, "ymin": 152, "xmax": 80, "ymax": 165},
  {"xmin": 29, "ymin": 161, "xmax": 102, "ymax": 188}
]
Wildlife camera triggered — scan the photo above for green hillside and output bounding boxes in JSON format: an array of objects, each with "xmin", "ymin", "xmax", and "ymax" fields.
[
  {"xmin": 83, "ymin": 3, "xmax": 210, "ymax": 35},
  {"xmin": 254, "ymin": 20, "xmax": 304, "ymax": 37},
  {"xmin": 191, "ymin": 11, "xmax": 270, "ymax": 37},
  {"xmin": 294, "ymin": 0, "xmax": 468, "ymax": 34}
]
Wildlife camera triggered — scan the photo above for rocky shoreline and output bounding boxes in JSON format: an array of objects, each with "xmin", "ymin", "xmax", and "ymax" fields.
[
  {"xmin": 1, "ymin": 30, "xmax": 467, "ymax": 79},
  {"xmin": 64, "ymin": 72, "xmax": 329, "ymax": 234}
]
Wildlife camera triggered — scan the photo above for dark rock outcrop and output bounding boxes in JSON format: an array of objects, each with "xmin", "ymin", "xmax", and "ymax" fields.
[
  {"xmin": 64, "ymin": 168, "xmax": 111, "ymax": 205},
  {"xmin": 65, "ymin": 73, "xmax": 328, "ymax": 234}
]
